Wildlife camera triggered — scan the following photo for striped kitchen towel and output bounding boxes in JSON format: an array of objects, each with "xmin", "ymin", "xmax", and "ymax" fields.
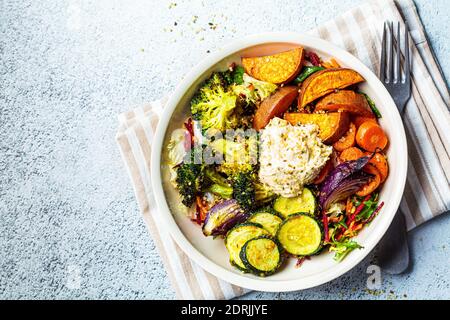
[{"xmin": 116, "ymin": 0, "xmax": 449, "ymax": 300}]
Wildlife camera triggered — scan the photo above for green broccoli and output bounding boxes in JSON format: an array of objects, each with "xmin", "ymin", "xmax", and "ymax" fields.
[
  {"xmin": 203, "ymin": 166, "xmax": 275, "ymax": 209},
  {"xmin": 190, "ymin": 72, "xmax": 239, "ymax": 131},
  {"xmin": 175, "ymin": 155, "xmax": 204, "ymax": 207},
  {"xmin": 222, "ymin": 65, "xmax": 245, "ymax": 85},
  {"xmin": 231, "ymin": 73, "xmax": 277, "ymax": 107},
  {"xmin": 232, "ymin": 172, "xmax": 255, "ymax": 211}
]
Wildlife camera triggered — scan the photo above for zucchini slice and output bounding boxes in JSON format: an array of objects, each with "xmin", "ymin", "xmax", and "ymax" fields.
[
  {"xmin": 225, "ymin": 223, "xmax": 270, "ymax": 270},
  {"xmin": 273, "ymin": 187, "xmax": 316, "ymax": 217},
  {"xmin": 277, "ymin": 213, "xmax": 322, "ymax": 256},
  {"xmin": 247, "ymin": 211, "xmax": 283, "ymax": 236},
  {"xmin": 240, "ymin": 236, "xmax": 283, "ymax": 276}
]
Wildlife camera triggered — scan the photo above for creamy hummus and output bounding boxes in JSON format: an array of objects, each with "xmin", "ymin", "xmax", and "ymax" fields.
[{"xmin": 258, "ymin": 117, "xmax": 332, "ymax": 197}]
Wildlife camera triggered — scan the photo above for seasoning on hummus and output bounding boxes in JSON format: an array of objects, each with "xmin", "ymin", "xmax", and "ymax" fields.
[{"xmin": 258, "ymin": 117, "xmax": 332, "ymax": 197}]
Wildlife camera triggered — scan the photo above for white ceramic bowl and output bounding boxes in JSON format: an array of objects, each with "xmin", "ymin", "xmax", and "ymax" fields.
[{"xmin": 151, "ymin": 32, "xmax": 407, "ymax": 292}]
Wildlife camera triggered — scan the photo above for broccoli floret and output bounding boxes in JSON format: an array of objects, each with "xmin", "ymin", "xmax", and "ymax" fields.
[
  {"xmin": 208, "ymin": 136, "xmax": 257, "ymax": 177},
  {"xmin": 222, "ymin": 65, "xmax": 245, "ymax": 86},
  {"xmin": 231, "ymin": 73, "xmax": 278, "ymax": 107},
  {"xmin": 190, "ymin": 72, "xmax": 239, "ymax": 131},
  {"xmin": 232, "ymin": 172, "xmax": 255, "ymax": 212},
  {"xmin": 175, "ymin": 158, "xmax": 204, "ymax": 207}
]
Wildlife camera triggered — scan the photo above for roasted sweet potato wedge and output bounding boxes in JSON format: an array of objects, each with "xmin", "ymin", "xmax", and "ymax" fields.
[
  {"xmin": 253, "ymin": 86, "xmax": 298, "ymax": 130},
  {"xmin": 315, "ymin": 90, "xmax": 374, "ymax": 117},
  {"xmin": 284, "ymin": 112, "xmax": 350, "ymax": 144},
  {"xmin": 242, "ymin": 47, "xmax": 304, "ymax": 84},
  {"xmin": 298, "ymin": 68, "xmax": 365, "ymax": 109}
]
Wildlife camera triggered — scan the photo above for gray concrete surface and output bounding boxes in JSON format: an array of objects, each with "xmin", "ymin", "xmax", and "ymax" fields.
[{"xmin": 0, "ymin": 0, "xmax": 449, "ymax": 299}]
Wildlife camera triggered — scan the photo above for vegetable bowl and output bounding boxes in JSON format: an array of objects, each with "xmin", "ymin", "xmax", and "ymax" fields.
[{"xmin": 151, "ymin": 33, "xmax": 407, "ymax": 292}]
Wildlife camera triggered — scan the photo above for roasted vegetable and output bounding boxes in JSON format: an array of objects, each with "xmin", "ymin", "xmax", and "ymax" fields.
[
  {"xmin": 240, "ymin": 236, "xmax": 283, "ymax": 276},
  {"xmin": 222, "ymin": 65, "xmax": 245, "ymax": 85},
  {"xmin": 190, "ymin": 72, "xmax": 239, "ymax": 131},
  {"xmin": 359, "ymin": 92, "xmax": 382, "ymax": 118},
  {"xmin": 365, "ymin": 152, "xmax": 389, "ymax": 183},
  {"xmin": 298, "ymin": 68, "xmax": 365, "ymax": 109},
  {"xmin": 356, "ymin": 121, "xmax": 388, "ymax": 152},
  {"xmin": 315, "ymin": 90, "xmax": 374, "ymax": 117},
  {"xmin": 293, "ymin": 66, "xmax": 325, "ymax": 85},
  {"xmin": 253, "ymin": 86, "xmax": 299, "ymax": 130},
  {"xmin": 209, "ymin": 136, "xmax": 257, "ymax": 176},
  {"xmin": 242, "ymin": 47, "xmax": 305, "ymax": 84},
  {"xmin": 247, "ymin": 210, "xmax": 283, "ymax": 236},
  {"xmin": 352, "ymin": 115, "xmax": 376, "ymax": 129},
  {"xmin": 255, "ymin": 182, "xmax": 277, "ymax": 205},
  {"xmin": 333, "ymin": 122, "xmax": 356, "ymax": 151},
  {"xmin": 232, "ymin": 172, "xmax": 256, "ymax": 212},
  {"xmin": 305, "ymin": 51, "xmax": 321, "ymax": 66},
  {"xmin": 206, "ymin": 183, "xmax": 233, "ymax": 199},
  {"xmin": 231, "ymin": 73, "xmax": 278, "ymax": 107},
  {"xmin": 225, "ymin": 222, "xmax": 270, "ymax": 270},
  {"xmin": 356, "ymin": 164, "xmax": 381, "ymax": 196},
  {"xmin": 318, "ymin": 156, "xmax": 372, "ymax": 211},
  {"xmin": 284, "ymin": 112, "xmax": 350, "ymax": 144},
  {"xmin": 202, "ymin": 199, "xmax": 249, "ymax": 237},
  {"xmin": 204, "ymin": 167, "xmax": 233, "ymax": 198},
  {"xmin": 277, "ymin": 213, "xmax": 323, "ymax": 256},
  {"xmin": 313, "ymin": 158, "xmax": 334, "ymax": 184},
  {"xmin": 339, "ymin": 147, "xmax": 364, "ymax": 162},
  {"xmin": 175, "ymin": 156, "xmax": 204, "ymax": 207},
  {"xmin": 273, "ymin": 187, "xmax": 317, "ymax": 218}
]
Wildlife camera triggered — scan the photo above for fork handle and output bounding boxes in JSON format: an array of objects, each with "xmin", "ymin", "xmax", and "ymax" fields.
[{"xmin": 377, "ymin": 209, "xmax": 410, "ymax": 274}]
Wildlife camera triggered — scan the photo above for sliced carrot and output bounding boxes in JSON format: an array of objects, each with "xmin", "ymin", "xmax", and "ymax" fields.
[
  {"xmin": 352, "ymin": 115, "xmax": 377, "ymax": 129},
  {"xmin": 356, "ymin": 164, "xmax": 381, "ymax": 196},
  {"xmin": 313, "ymin": 158, "xmax": 334, "ymax": 184},
  {"xmin": 339, "ymin": 147, "xmax": 364, "ymax": 162},
  {"xmin": 356, "ymin": 121, "xmax": 388, "ymax": 152},
  {"xmin": 333, "ymin": 122, "xmax": 356, "ymax": 151},
  {"xmin": 365, "ymin": 152, "xmax": 389, "ymax": 183}
]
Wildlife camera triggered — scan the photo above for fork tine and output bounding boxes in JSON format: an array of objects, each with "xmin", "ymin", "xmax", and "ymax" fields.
[
  {"xmin": 404, "ymin": 23, "xmax": 410, "ymax": 84},
  {"xmin": 380, "ymin": 21, "xmax": 387, "ymax": 82},
  {"xmin": 395, "ymin": 22, "xmax": 401, "ymax": 83},
  {"xmin": 388, "ymin": 21, "xmax": 394, "ymax": 82}
]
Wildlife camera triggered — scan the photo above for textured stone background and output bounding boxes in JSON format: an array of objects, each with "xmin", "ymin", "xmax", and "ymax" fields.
[{"xmin": 1, "ymin": 0, "xmax": 449, "ymax": 299}]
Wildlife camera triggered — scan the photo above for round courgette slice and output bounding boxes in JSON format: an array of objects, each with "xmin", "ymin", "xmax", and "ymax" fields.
[
  {"xmin": 240, "ymin": 236, "xmax": 283, "ymax": 276},
  {"xmin": 276, "ymin": 213, "xmax": 322, "ymax": 256},
  {"xmin": 225, "ymin": 223, "xmax": 270, "ymax": 270},
  {"xmin": 247, "ymin": 211, "xmax": 283, "ymax": 236},
  {"xmin": 273, "ymin": 187, "xmax": 317, "ymax": 218}
]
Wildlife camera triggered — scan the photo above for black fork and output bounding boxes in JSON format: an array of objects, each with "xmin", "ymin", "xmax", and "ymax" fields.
[{"xmin": 377, "ymin": 21, "xmax": 412, "ymax": 275}]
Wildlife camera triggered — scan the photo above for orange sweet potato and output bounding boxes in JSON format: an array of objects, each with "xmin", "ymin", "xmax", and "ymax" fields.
[
  {"xmin": 333, "ymin": 122, "xmax": 356, "ymax": 151},
  {"xmin": 284, "ymin": 112, "xmax": 350, "ymax": 144},
  {"xmin": 298, "ymin": 68, "xmax": 365, "ymax": 109},
  {"xmin": 315, "ymin": 90, "xmax": 374, "ymax": 117},
  {"xmin": 253, "ymin": 86, "xmax": 299, "ymax": 130},
  {"xmin": 242, "ymin": 47, "xmax": 304, "ymax": 84}
]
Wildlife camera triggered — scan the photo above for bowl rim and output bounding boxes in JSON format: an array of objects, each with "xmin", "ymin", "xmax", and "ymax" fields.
[{"xmin": 150, "ymin": 32, "xmax": 407, "ymax": 292}]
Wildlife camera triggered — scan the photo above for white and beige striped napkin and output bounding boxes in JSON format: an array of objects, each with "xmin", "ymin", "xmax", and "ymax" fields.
[{"xmin": 116, "ymin": 0, "xmax": 449, "ymax": 300}]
